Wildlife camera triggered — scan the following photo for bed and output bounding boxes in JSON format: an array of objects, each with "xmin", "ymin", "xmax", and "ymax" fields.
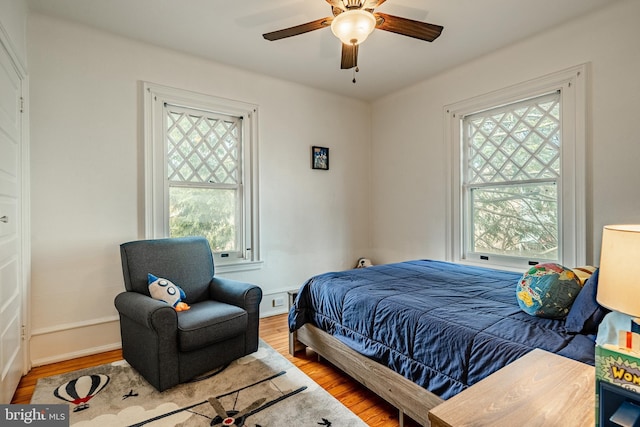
[{"xmin": 288, "ymin": 260, "xmax": 605, "ymax": 426}]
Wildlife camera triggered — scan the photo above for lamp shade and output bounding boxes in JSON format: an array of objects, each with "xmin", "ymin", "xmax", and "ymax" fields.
[
  {"xmin": 330, "ymin": 10, "xmax": 376, "ymax": 45},
  {"xmin": 596, "ymin": 225, "xmax": 640, "ymax": 316}
]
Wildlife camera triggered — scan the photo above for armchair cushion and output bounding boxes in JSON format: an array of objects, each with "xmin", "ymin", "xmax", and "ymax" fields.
[{"xmin": 177, "ymin": 300, "xmax": 248, "ymax": 352}]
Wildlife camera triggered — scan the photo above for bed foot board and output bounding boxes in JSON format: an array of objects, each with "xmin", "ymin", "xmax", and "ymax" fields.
[{"xmin": 294, "ymin": 324, "xmax": 442, "ymax": 426}]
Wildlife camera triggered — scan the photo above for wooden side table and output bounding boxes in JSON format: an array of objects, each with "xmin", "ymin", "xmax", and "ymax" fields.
[{"xmin": 428, "ymin": 349, "xmax": 595, "ymax": 427}]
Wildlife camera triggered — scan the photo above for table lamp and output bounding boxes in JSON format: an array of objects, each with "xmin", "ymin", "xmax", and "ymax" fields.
[
  {"xmin": 597, "ymin": 224, "xmax": 640, "ymax": 331},
  {"xmin": 596, "ymin": 224, "xmax": 640, "ymax": 427}
]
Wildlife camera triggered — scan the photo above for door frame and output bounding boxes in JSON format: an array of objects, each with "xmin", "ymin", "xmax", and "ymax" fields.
[{"xmin": 0, "ymin": 20, "xmax": 31, "ymax": 379}]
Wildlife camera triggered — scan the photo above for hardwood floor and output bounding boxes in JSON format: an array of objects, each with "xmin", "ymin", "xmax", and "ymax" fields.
[
  {"xmin": 11, "ymin": 349, "xmax": 123, "ymax": 405},
  {"xmin": 11, "ymin": 313, "xmax": 421, "ymax": 427}
]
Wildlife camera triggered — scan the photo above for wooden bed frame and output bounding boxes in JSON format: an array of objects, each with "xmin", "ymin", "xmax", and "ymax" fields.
[{"xmin": 291, "ymin": 324, "xmax": 444, "ymax": 427}]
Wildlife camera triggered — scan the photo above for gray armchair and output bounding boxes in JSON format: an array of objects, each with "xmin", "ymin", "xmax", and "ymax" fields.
[{"xmin": 114, "ymin": 236, "xmax": 262, "ymax": 391}]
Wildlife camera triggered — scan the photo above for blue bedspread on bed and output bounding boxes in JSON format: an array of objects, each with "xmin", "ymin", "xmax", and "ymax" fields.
[{"xmin": 289, "ymin": 260, "xmax": 596, "ymax": 399}]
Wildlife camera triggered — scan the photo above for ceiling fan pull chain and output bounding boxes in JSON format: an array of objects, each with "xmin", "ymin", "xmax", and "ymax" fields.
[{"xmin": 351, "ymin": 40, "xmax": 359, "ymax": 83}]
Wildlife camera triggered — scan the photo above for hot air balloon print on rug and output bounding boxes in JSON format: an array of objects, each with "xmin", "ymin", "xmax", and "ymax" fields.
[{"xmin": 53, "ymin": 374, "xmax": 110, "ymax": 412}]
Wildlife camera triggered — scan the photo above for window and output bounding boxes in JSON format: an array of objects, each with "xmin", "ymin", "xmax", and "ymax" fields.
[
  {"xmin": 445, "ymin": 65, "xmax": 586, "ymax": 269},
  {"xmin": 144, "ymin": 83, "xmax": 260, "ymax": 272},
  {"xmin": 465, "ymin": 92, "xmax": 561, "ymax": 261}
]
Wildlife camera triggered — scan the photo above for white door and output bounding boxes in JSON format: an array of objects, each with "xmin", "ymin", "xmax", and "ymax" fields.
[{"xmin": 0, "ymin": 42, "xmax": 24, "ymax": 404}]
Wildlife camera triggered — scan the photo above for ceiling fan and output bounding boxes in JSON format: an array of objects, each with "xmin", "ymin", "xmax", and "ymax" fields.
[{"xmin": 262, "ymin": 0, "xmax": 443, "ymax": 73}]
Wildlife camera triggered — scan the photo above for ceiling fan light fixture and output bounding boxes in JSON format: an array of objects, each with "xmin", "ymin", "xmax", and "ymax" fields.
[{"xmin": 330, "ymin": 10, "xmax": 376, "ymax": 45}]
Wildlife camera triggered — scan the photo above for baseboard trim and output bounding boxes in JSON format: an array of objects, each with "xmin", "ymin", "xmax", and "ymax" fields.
[
  {"xmin": 30, "ymin": 300, "xmax": 288, "ymax": 367},
  {"xmin": 31, "ymin": 315, "xmax": 120, "ymax": 337},
  {"xmin": 260, "ymin": 306, "xmax": 289, "ymax": 317},
  {"xmin": 29, "ymin": 308, "xmax": 287, "ymax": 366},
  {"xmin": 31, "ymin": 342, "xmax": 122, "ymax": 367},
  {"xmin": 30, "ymin": 284, "xmax": 298, "ymax": 338}
]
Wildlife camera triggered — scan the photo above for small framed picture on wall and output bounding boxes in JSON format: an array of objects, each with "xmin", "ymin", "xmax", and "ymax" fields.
[{"xmin": 312, "ymin": 146, "xmax": 329, "ymax": 170}]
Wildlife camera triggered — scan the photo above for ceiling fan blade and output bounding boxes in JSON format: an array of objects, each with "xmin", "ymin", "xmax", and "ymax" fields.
[
  {"xmin": 375, "ymin": 12, "xmax": 443, "ymax": 42},
  {"xmin": 341, "ymin": 43, "xmax": 358, "ymax": 69},
  {"xmin": 263, "ymin": 17, "xmax": 332, "ymax": 41},
  {"xmin": 363, "ymin": 0, "xmax": 386, "ymax": 9},
  {"xmin": 325, "ymin": 0, "xmax": 345, "ymax": 11}
]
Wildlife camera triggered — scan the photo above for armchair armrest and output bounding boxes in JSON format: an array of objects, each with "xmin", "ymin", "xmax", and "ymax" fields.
[
  {"xmin": 114, "ymin": 291, "xmax": 177, "ymax": 331},
  {"xmin": 114, "ymin": 291, "xmax": 180, "ymax": 391},
  {"xmin": 209, "ymin": 277, "xmax": 262, "ymax": 313}
]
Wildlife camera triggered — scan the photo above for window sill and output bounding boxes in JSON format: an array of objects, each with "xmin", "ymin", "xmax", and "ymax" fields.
[
  {"xmin": 454, "ymin": 258, "xmax": 527, "ymax": 273},
  {"xmin": 216, "ymin": 260, "xmax": 264, "ymax": 274}
]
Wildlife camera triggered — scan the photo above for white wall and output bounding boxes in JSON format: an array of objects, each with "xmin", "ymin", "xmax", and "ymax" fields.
[
  {"xmin": 0, "ymin": 0, "xmax": 28, "ymax": 69},
  {"xmin": 370, "ymin": 0, "xmax": 640, "ymax": 266},
  {"xmin": 27, "ymin": 14, "xmax": 371, "ymax": 364},
  {"xmin": 25, "ymin": 0, "xmax": 639, "ymax": 366}
]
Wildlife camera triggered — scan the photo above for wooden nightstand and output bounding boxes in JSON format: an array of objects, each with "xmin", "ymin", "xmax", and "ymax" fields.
[{"xmin": 428, "ymin": 349, "xmax": 595, "ymax": 427}]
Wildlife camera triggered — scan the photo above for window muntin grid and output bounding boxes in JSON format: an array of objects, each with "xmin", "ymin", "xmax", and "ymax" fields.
[
  {"xmin": 463, "ymin": 92, "xmax": 561, "ymax": 261},
  {"xmin": 465, "ymin": 92, "xmax": 560, "ymax": 186},
  {"xmin": 166, "ymin": 105, "xmax": 241, "ymax": 186}
]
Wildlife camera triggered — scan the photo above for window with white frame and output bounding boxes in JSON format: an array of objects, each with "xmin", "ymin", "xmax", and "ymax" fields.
[
  {"xmin": 445, "ymin": 65, "xmax": 586, "ymax": 270},
  {"xmin": 144, "ymin": 83, "xmax": 261, "ymax": 272}
]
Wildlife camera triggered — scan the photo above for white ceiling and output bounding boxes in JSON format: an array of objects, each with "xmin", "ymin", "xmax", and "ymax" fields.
[{"xmin": 26, "ymin": 0, "xmax": 619, "ymax": 101}]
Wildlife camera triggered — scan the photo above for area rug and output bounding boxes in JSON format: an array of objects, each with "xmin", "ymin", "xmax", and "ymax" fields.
[{"xmin": 31, "ymin": 340, "xmax": 367, "ymax": 426}]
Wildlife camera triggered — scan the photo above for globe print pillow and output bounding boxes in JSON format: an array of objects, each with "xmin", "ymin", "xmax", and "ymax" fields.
[{"xmin": 516, "ymin": 263, "xmax": 582, "ymax": 319}]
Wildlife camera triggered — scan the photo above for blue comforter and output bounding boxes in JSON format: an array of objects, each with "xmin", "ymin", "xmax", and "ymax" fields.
[{"xmin": 289, "ymin": 260, "xmax": 595, "ymax": 399}]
